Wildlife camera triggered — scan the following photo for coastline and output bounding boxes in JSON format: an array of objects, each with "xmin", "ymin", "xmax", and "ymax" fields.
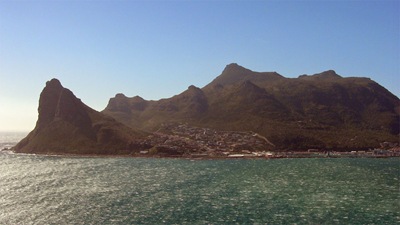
[{"xmin": 2, "ymin": 149, "xmax": 399, "ymax": 160}]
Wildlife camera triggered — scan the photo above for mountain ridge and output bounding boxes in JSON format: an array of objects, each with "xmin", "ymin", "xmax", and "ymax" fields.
[
  {"xmin": 103, "ymin": 63, "xmax": 399, "ymax": 150},
  {"xmin": 12, "ymin": 64, "xmax": 400, "ymax": 154}
]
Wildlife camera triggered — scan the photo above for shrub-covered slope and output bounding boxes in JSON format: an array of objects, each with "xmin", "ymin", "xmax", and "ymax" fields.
[{"xmin": 103, "ymin": 64, "xmax": 399, "ymax": 150}]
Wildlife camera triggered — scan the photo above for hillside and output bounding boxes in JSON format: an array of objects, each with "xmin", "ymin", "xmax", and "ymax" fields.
[
  {"xmin": 14, "ymin": 79, "xmax": 147, "ymax": 155},
  {"xmin": 103, "ymin": 63, "xmax": 400, "ymax": 150}
]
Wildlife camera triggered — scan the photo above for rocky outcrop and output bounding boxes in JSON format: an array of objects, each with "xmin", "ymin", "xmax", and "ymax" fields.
[
  {"xmin": 298, "ymin": 70, "xmax": 342, "ymax": 80},
  {"xmin": 106, "ymin": 94, "xmax": 148, "ymax": 113},
  {"xmin": 204, "ymin": 63, "xmax": 283, "ymax": 89},
  {"xmin": 14, "ymin": 79, "xmax": 146, "ymax": 155},
  {"xmin": 152, "ymin": 85, "xmax": 208, "ymax": 114}
]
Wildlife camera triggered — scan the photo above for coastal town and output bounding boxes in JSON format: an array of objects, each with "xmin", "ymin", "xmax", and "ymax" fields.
[
  {"xmin": 132, "ymin": 123, "xmax": 400, "ymax": 159},
  {"xmin": 1, "ymin": 123, "xmax": 399, "ymax": 159},
  {"xmin": 2, "ymin": 122, "xmax": 398, "ymax": 159},
  {"xmin": 134, "ymin": 123, "xmax": 274, "ymax": 157}
]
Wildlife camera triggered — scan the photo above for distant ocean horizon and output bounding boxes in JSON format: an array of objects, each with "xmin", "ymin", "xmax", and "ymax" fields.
[
  {"xmin": 0, "ymin": 132, "xmax": 399, "ymax": 224},
  {"xmin": 0, "ymin": 131, "xmax": 27, "ymax": 150}
]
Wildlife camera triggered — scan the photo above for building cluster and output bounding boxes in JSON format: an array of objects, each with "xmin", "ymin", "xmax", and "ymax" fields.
[
  {"xmin": 139, "ymin": 123, "xmax": 272, "ymax": 157},
  {"xmin": 132, "ymin": 123, "xmax": 400, "ymax": 158}
]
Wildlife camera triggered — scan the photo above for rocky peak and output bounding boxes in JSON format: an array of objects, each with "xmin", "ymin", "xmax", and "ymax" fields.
[
  {"xmin": 14, "ymin": 78, "xmax": 145, "ymax": 154},
  {"xmin": 203, "ymin": 63, "xmax": 284, "ymax": 90},
  {"xmin": 105, "ymin": 95, "xmax": 130, "ymax": 113},
  {"xmin": 37, "ymin": 78, "xmax": 65, "ymax": 127},
  {"xmin": 187, "ymin": 85, "xmax": 203, "ymax": 94},
  {"xmin": 299, "ymin": 70, "xmax": 342, "ymax": 80},
  {"xmin": 115, "ymin": 93, "xmax": 127, "ymax": 98},
  {"xmin": 105, "ymin": 94, "xmax": 148, "ymax": 112},
  {"xmin": 221, "ymin": 63, "xmax": 252, "ymax": 75},
  {"xmin": 318, "ymin": 70, "xmax": 341, "ymax": 78},
  {"xmin": 132, "ymin": 95, "xmax": 145, "ymax": 102},
  {"xmin": 188, "ymin": 85, "xmax": 199, "ymax": 90},
  {"xmin": 204, "ymin": 63, "xmax": 254, "ymax": 88},
  {"xmin": 37, "ymin": 78, "xmax": 91, "ymax": 129},
  {"xmin": 178, "ymin": 85, "xmax": 204, "ymax": 100},
  {"xmin": 46, "ymin": 78, "xmax": 63, "ymax": 90}
]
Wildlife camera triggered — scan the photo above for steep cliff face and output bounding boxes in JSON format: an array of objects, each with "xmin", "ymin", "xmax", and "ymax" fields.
[
  {"xmin": 14, "ymin": 79, "xmax": 146, "ymax": 154},
  {"xmin": 103, "ymin": 64, "xmax": 400, "ymax": 150}
]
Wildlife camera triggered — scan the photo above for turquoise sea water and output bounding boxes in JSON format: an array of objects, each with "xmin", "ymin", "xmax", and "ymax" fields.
[{"xmin": 0, "ymin": 133, "xmax": 399, "ymax": 224}]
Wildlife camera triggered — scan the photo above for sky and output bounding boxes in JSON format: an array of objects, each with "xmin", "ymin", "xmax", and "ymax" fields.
[{"xmin": 0, "ymin": 0, "xmax": 399, "ymax": 131}]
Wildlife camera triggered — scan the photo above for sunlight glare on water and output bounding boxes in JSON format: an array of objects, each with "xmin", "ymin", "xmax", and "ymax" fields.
[{"xmin": 0, "ymin": 153, "xmax": 399, "ymax": 224}]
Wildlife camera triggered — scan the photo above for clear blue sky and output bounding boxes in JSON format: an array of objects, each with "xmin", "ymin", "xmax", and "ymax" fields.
[{"xmin": 0, "ymin": 0, "xmax": 399, "ymax": 131}]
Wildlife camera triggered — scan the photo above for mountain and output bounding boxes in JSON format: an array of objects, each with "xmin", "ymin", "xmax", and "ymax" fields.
[
  {"xmin": 14, "ymin": 79, "xmax": 146, "ymax": 155},
  {"xmin": 203, "ymin": 63, "xmax": 284, "ymax": 88},
  {"xmin": 103, "ymin": 63, "xmax": 400, "ymax": 150},
  {"xmin": 104, "ymin": 84, "xmax": 209, "ymax": 131},
  {"xmin": 13, "ymin": 64, "xmax": 399, "ymax": 154}
]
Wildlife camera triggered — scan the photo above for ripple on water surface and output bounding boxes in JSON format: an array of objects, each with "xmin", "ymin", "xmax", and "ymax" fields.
[{"xmin": 0, "ymin": 154, "xmax": 399, "ymax": 224}]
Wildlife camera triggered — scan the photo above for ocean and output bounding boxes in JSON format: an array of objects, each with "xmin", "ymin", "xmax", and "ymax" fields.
[{"xmin": 0, "ymin": 132, "xmax": 399, "ymax": 224}]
